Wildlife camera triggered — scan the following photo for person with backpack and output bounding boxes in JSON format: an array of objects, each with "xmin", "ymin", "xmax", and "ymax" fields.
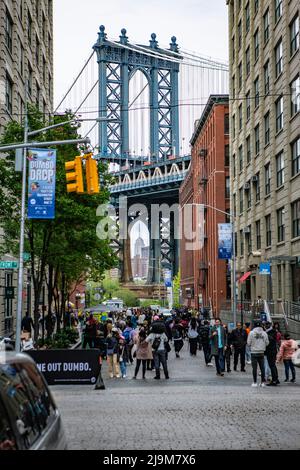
[
  {"xmin": 132, "ymin": 329, "xmax": 153, "ymax": 379},
  {"xmin": 106, "ymin": 328, "xmax": 121, "ymax": 378},
  {"xmin": 146, "ymin": 328, "xmax": 169, "ymax": 380},
  {"xmin": 172, "ymin": 318, "xmax": 184, "ymax": 358},
  {"xmin": 198, "ymin": 320, "xmax": 212, "ymax": 366},
  {"xmin": 188, "ymin": 318, "xmax": 199, "ymax": 356},
  {"xmin": 247, "ymin": 320, "xmax": 269, "ymax": 387},
  {"xmin": 123, "ymin": 320, "xmax": 135, "ymax": 364}
]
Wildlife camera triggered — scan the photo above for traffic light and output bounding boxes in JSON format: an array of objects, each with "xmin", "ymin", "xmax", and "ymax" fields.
[
  {"xmin": 85, "ymin": 154, "xmax": 100, "ymax": 194},
  {"xmin": 65, "ymin": 156, "xmax": 84, "ymax": 193}
]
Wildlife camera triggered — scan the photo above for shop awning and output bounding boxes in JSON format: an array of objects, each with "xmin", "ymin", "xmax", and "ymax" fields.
[{"xmin": 238, "ymin": 271, "xmax": 252, "ymax": 283}]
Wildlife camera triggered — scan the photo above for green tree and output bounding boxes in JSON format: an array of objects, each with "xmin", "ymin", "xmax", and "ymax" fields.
[
  {"xmin": 0, "ymin": 106, "xmax": 117, "ymax": 339},
  {"xmin": 172, "ymin": 269, "xmax": 181, "ymax": 308}
]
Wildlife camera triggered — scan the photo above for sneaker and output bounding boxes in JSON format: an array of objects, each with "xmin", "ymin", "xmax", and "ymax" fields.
[
  {"xmin": 154, "ymin": 376, "xmax": 160, "ymax": 380},
  {"xmin": 246, "ymin": 361, "xmax": 252, "ymax": 365},
  {"xmin": 132, "ymin": 376, "xmax": 137, "ymax": 380},
  {"xmin": 290, "ymin": 378, "xmax": 296, "ymax": 383},
  {"xmin": 251, "ymin": 383, "xmax": 258, "ymax": 387},
  {"xmin": 207, "ymin": 362, "xmax": 213, "ymax": 366},
  {"xmin": 284, "ymin": 378, "xmax": 289, "ymax": 382},
  {"xmin": 260, "ymin": 383, "xmax": 266, "ymax": 387},
  {"xmin": 266, "ymin": 382, "xmax": 277, "ymax": 386},
  {"xmin": 241, "ymin": 369, "xmax": 246, "ymax": 372},
  {"xmin": 122, "ymin": 374, "xmax": 126, "ymax": 378},
  {"xmin": 109, "ymin": 374, "xmax": 114, "ymax": 379}
]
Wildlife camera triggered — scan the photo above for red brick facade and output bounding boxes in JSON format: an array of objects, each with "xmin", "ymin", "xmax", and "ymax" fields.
[{"xmin": 179, "ymin": 96, "xmax": 230, "ymax": 315}]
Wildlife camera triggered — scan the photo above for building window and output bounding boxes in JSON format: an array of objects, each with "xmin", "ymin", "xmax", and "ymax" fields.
[
  {"xmin": 232, "ymin": 114, "xmax": 236, "ymax": 139},
  {"xmin": 36, "ymin": 35, "xmax": 40, "ymax": 66},
  {"xmin": 232, "ymin": 75, "xmax": 235, "ymax": 99},
  {"xmin": 28, "ymin": 10, "xmax": 32, "ymax": 45},
  {"xmin": 233, "ymin": 154, "xmax": 236, "ymax": 178},
  {"xmin": 276, "ymin": 151, "xmax": 284, "ymax": 187},
  {"xmin": 254, "ymin": 124, "xmax": 260, "ymax": 155},
  {"xmin": 245, "ymin": 3, "xmax": 250, "ymax": 33},
  {"xmin": 225, "ymin": 144, "xmax": 229, "ymax": 166},
  {"xmin": 43, "ymin": 56, "xmax": 46, "ymax": 83},
  {"xmin": 264, "ymin": 61, "xmax": 270, "ymax": 95},
  {"xmin": 254, "ymin": 29, "xmax": 259, "ymax": 62},
  {"xmin": 246, "ymin": 135, "xmax": 251, "ymax": 163},
  {"xmin": 28, "ymin": 63, "xmax": 32, "ymax": 96},
  {"xmin": 18, "ymin": 92, "xmax": 24, "ymax": 121},
  {"xmin": 274, "ymin": 0, "xmax": 282, "ymax": 24},
  {"xmin": 246, "ymin": 225, "xmax": 252, "ymax": 253},
  {"xmin": 239, "ymin": 145, "xmax": 243, "ymax": 172},
  {"xmin": 225, "ymin": 176, "xmax": 230, "ymax": 199},
  {"xmin": 265, "ymin": 162, "xmax": 271, "ymax": 195},
  {"xmin": 291, "ymin": 76, "xmax": 300, "ymax": 117},
  {"xmin": 256, "ymin": 220, "xmax": 261, "ymax": 249},
  {"xmin": 277, "ymin": 207, "xmax": 285, "ymax": 242},
  {"xmin": 265, "ymin": 214, "xmax": 272, "ymax": 247},
  {"xmin": 275, "ymin": 40, "xmax": 283, "ymax": 78},
  {"xmin": 246, "ymin": 92, "xmax": 250, "ymax": 120},
  {"xmin": 239, "ymin": 188, "xmax": 244, "ymax": 214},
  {"xmin": 224, "ymin": 114, "xmax": 229, "ymax": 134},
  {"xmin": 290, "ymin": 15, "xmax": 299, "ymax": 57},
  {"xmin": 5, "ymin": 74, "xmax": 13, "ymax": 114},
  {"xmin": 245, "ymin": 47, "xmax": 250, "ymax": 77},
  {"xmin": 238, "ymin": 62, "xmax": 242, "ymax": 90},
  {"xmin": 246, "ymin": 182, "xmax": 251, "ymax": 209},
  {"xmin": 275, "ymin": 96, "xmax": 283, "ymax": 133},
  {"xmin": 5, "ymin": 8, "xmax": 13, "ymax": 54},
  {"xmin": 255, "ymin": 172, "xmax": 260, "ymax": 202},
  {"xmin": 292, "ymin": 138, "xmax": 300, "ymax": 177},
  {"xmin": 264, "ymin": 9, "xmax": 270, "ymax": 44},
  {"xmin": 264, "ymin": 112, "xmax": 270, "ymax": 146},
  {"xmin": 232, "ymin": 35, "xmax": 235, "ymax": 62},
  {"xmin": 240, "ymin": 229, "xmax": 244, "ymax": 256},
  {"xmin": 238, "ymin": 20, "xmax": 242, "ymax": 49},
  {"xmin": 36, "ymin": 82, "xmax": 40, "ymax": 109},
  {"xmin": 292, "ymin": 199, "xmax": 300, "ymax": 238},
  {"xmin": 239, "ymin": 104, "xmax": 243, "ymax": 131},
  {"xmin": 233, "ymin": 193, "xmax": 236, "ymax": 216},
  {"xmin": 254, "ymin": 0, "xmax": 259, "ymax": 15},
  {"xmin": 19, "ymin": 40, "xmax": 24, "ymax": 76},
  {"xmin": 254, "ymin": 77, "xmax": 259, "ymax": 108}
]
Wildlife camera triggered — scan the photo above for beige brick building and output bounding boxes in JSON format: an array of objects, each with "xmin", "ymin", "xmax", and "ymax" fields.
[
  {"xmin": 227, "ymin": 0, "xmax": 300, "ymax": 304},
  {"xmin": 0, "ymin": 0, "xmax": 53, "ymax": 336}
]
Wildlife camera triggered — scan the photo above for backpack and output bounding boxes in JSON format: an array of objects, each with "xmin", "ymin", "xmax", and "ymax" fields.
[
  {"xmin": 172, "ymin": 328, "xmax": 181, "ymax": 340},
  {"xmin": 152, "ymin": 335, "xmax": 161, "ymax": 351},
  {"xmin": 123, "ymin": 329, "xmax": 132, "ymax": 345}
]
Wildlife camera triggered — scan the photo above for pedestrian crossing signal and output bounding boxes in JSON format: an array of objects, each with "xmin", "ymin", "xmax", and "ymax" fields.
[{"xmin": 65, "ymin": 156, "xmax": 84, "ymax": 193}]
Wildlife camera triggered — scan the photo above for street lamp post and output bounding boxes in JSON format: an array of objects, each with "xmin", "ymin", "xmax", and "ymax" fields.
[{"xmin": 180, "ymin": 202, "xmax": 237, "ymax": 326}]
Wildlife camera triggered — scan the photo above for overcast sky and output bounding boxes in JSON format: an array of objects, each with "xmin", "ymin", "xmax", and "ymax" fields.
[{"xmin": 54, "ymin": 0, "xmax": 229, "ymax": 107}]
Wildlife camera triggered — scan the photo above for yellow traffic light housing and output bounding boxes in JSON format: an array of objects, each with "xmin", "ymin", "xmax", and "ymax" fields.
[
  {"xmin": 85, "ymin": 154, "xmax": 100, "ymax": 194},
  {"xmin": 65, "ymin": 156, "xmax": 84, "ymax": 193}
]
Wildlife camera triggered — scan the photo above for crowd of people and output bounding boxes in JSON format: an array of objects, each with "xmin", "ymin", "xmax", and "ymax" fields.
[{"xmin": 77, "ymin": 307, "xmax": 298, "ymax": 386}]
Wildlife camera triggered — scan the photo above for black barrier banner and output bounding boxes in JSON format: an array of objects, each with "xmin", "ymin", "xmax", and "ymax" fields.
[{"xmin": 26, "ymin": 349, "xmax": 101, "ymax": 385}]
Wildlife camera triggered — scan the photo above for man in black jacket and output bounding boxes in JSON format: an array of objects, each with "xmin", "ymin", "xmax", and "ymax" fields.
[
  {"xmin": 265, "ymin": 322, "xmax": 280, "ymax": 386},
  {"xmin": 231, "ymin": 322, "xmax": 247, "ymax": 372},
  {"xmin": 198, "ymin": 320, "xmax": 212, "ymax": 365}
]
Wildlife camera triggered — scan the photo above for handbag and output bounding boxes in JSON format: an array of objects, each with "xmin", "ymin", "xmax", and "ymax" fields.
[
  {"xmin": 292, "ymin": 347, "xmax": 300, "ymax": 368},
  {"xmin": 164, "ymin": 341, "xmax": 171, "ymax": 353}
]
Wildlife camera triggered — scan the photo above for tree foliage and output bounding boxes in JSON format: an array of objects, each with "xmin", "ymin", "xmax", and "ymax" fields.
[{"xmin": 0, "ymin": 106, "xmax": 117, "ymax": 338}]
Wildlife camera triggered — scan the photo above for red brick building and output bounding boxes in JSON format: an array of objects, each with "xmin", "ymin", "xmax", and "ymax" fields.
[{"xmin": 179, "ymin": 95, "xmax": 230, "ymax": 315}]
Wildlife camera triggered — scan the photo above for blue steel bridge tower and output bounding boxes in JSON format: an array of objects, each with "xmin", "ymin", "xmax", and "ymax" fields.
[{"xmin": 94, "ymin": 26, "xmax": 189, "ymax": 285}]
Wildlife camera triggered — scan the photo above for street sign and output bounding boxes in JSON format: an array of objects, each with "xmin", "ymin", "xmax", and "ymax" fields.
[
  {"xmin": 23, "ymin": 252, "xmax": 30, "ymax": 261},
  {"xmin": 5, "ymin": 287, "xmax": 15, "ymax": 299},
  {"xmin": 0, "ymin": 261, "xmax": 19, "ymax": 269},
  {"xmin": 94, "ymin": 293, "xmax": 101, "ymax": 301},
  {"xmin": 259, "ymin": 262, "xmax": 271, "ymax": 275}
]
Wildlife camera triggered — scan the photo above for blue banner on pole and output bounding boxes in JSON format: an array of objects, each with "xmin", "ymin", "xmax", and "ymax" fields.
[
  {"xmin": 27, "ymin": 148, "xmax": 56, "ymax": 219},
  {"xmin": 163, "ymin": 269, "xmax": 172, "ymax": 287},
  {"xmin": 259, "ymin": 262, "xmax": 271, "ymax": 275},
  {"xmin": 218, "ymin": 223, "xmax": 232, "ymax": 259}
]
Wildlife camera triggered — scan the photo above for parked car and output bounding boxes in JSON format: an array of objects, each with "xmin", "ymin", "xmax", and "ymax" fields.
[{"xmin": 0, "ymin": 353, "xmax": 67, "ymax": 450}]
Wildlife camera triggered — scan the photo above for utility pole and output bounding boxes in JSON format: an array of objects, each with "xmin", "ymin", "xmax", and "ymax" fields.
[{"xmin": 15, "ymin": 87, "xmax": 29, "ymax": 353}]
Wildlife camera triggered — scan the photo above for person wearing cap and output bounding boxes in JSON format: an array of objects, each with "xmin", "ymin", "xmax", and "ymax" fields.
[{"xmin": 247, "ymin": 320, "xmax": 269, "ymax": 387}]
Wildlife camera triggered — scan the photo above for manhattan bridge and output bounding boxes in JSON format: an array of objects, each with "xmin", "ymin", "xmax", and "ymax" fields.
[{"xmin": 55, "ymin": 25, "xmax": 228, "ymax": 294}]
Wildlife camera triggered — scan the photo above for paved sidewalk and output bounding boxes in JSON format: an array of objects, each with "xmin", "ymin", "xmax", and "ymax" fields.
[{"xmin": 51, "ymin": 341, "xmax": 300, "ymax": 450}]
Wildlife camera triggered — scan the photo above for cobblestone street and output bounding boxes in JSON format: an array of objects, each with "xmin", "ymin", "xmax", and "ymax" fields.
[{"xmin": 51, "ymin": 341, "xmax": 300, "ymax": 450}]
